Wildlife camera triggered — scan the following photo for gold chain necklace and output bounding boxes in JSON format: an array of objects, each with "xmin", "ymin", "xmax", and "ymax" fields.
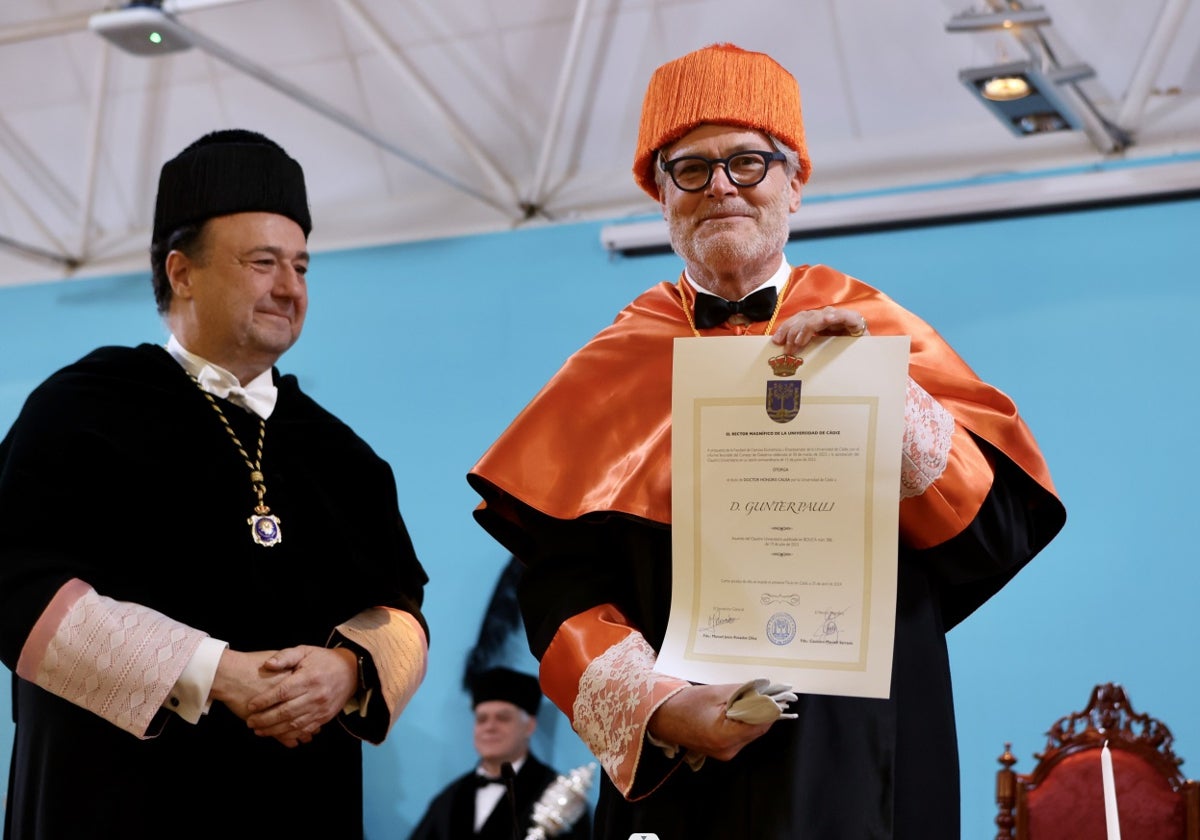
[
  {"xmin": 190, "ymin": 378, "xmax": 282, "ymax": 547},
  {"xmin": 676, "ymin": 277, "xmax": 789, "ymax": 337}
]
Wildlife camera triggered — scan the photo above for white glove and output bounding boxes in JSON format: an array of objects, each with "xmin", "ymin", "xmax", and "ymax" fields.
[{"xmin": 725, "ymin": 678, "xmax": 799, "ymax": 724}]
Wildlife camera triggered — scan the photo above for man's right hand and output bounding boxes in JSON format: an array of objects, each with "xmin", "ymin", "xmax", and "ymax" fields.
[
  {"xmin": 208, "ymin": 649, "xmax": 315, "ymax": 746},
  {"xmin": 646, "ymin": 682, "xmax": 777, "ymax": 761}
]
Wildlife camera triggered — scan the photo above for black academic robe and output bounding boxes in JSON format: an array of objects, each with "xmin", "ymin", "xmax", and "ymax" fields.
[
  {"xmin": 475, "ymin": 451, "xmax": 1060, "ymax": 840},
  {"xmin": 0, "ymin": 344, "xmax": 428, "ymax": 839},
  {"xmin": 409, "ymin": 753, "xmax": 591, "ymax": 840}
]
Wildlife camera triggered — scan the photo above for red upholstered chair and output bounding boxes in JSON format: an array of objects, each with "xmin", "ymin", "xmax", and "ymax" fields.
[{"xmin": 995, "ymin": 682, "xmax": 1200, "ymax": 840}]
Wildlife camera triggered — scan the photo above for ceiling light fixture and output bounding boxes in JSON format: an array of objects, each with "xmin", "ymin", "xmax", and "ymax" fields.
[
  {"xmin": 944, "ymin": 4, "xmax": 1129, "ymax": 149},
  {"xmin": 88, "ymin": 3, "xmax": 194, "ymax": 56},
  {"xmin": 959, "ymin": 60, "xmax": 1095, "ymax": 136}
]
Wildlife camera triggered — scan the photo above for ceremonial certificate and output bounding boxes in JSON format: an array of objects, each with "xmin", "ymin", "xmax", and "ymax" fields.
[{"xmin": 656, "ymin": 335, "xmax": 910, "ymax": 699}]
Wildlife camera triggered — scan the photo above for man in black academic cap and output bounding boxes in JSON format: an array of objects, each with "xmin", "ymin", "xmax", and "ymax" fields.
[
  {"xmin": 0, "ymin": 129, "xmax": 430, "ymax": 839},
  {"xmin": 411, "ymin": 667, "xmax": 591, "ymax": 840}
]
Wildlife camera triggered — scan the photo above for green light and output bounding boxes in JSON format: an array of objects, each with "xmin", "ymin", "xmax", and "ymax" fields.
[{"xmin": 149, "ymin": 31, "xmax": 163, "ymax": 45}]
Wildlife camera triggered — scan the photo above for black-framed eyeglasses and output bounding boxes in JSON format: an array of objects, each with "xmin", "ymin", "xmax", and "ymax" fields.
[{"xmin": 659, "ymin": 150, "xmax": 787, "ymax": 192}]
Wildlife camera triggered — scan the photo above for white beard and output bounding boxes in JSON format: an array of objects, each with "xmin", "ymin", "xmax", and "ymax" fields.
[{"xmin": 668, "ymin": 177, "xmax": 793, "ymax": 276}]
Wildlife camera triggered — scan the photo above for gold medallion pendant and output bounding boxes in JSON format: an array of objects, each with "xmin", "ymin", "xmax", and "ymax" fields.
[{"xmin": 191, "ymin": 375, "xmax": 282, "ymax": 548}]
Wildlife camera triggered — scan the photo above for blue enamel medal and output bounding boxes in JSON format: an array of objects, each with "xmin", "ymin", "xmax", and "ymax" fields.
[{"xmin": 250, "ymin": 509, "xmax": 282, "ymax": 547}]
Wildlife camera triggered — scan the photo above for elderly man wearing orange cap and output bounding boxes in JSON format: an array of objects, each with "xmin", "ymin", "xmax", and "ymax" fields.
[{"xmin": 468, "ymin": 44, "xmax": 1065, "ymax": 839}]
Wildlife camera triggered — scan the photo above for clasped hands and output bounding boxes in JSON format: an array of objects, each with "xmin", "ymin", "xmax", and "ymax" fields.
[{"xmin": 210, "ymin": 645, "xmax": 358, "ymax": 748}]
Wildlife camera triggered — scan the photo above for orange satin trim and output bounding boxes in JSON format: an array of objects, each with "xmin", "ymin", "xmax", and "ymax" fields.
[
  {"xmin": 469, "ymin": 264, "xmax": 1058, "ymax": 543},
  {"xmin": 899, "ymin": 423, "xmax": 992, "ymax": 549},
  {"xmin": 539, "ymin": 603, "xmax": 638, "ymax": 724}
]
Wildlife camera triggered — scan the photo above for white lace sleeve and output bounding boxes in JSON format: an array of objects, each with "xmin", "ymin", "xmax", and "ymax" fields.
[
  {"xmin": 900, "ymin": 376, "xmax": 954, "ymax": 499},
  {"xmin": 572, "ymin": 633, "xmax": 687, "ymax": 796}
]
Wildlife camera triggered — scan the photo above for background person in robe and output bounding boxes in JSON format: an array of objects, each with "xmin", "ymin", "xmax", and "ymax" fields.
[
  {"xmin": 0, "ymin": 129, "xmax": 429, "ymax": 839},
  {"xmin": 410, "ymin": 667, "xmax": 591, "ymax": 840},
  {"xmin": 467, "ymin": 43, "xmax": 1066, "ymax": 840}
]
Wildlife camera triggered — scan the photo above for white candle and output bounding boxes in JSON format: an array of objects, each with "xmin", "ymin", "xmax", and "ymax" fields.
[{"xmin": 1101, "ymin": 741, "xmax": 1122, "ymax": 840}]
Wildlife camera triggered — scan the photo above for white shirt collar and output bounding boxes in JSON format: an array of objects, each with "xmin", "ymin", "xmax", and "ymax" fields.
[
  {"xmin": 685, "ymin": 256, "xmax": 792, "ymax": 301},
  {"xmin": 166, "ymin": 335, "xmax": 278, "ymax": 419}
]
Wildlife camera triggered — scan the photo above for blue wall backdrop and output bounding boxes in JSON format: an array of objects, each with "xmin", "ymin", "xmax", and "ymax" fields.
[{"xmin": 1, "ymin": 195, "xmax": 1198, "ymax": 837}]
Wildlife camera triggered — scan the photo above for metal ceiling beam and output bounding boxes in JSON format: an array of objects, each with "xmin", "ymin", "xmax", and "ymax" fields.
[
  {"xmin": 0, "ymin": 233, "xmax": 76, "ymax": 270},
  {"xmin": 0, "ymin": 115, "xmax": 77, "ymax": 218},
  {"xmin": 168, "ymin": 11, "xmax": 512, "ymax": 215},
  {"xmin": 0, "ymin": 163, "xmax": 74, "ymax": 265},
  {"xmin": 332, "ymin": 0, "xmax": 519, "ymax": 210},
  {"xmin": 135, "ymin": 49, "xmax": 175, "ymax": 232},
  {"xmin": 1116, "ymin": 0, "xmax": 1193, "ymax": 131},
  {"xmin": 76, "ymin": 39, "xmax": 112, "ymax": 261},
  {"xmin": 0, "ymin": 12, "xmax": 91, "ymax": 46},
  {"xmin": 164, "ymin": 0, "xmax": 260, "ymax": 11},
  {"xmin": 522, "ymin": 0, "xmax": 594, "ymax": 217}
]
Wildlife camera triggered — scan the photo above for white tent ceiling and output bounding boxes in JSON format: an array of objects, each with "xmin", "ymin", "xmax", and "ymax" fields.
[{"xmin": 1, "ymin": 0, "xmax": 1198, "ymax": 287}]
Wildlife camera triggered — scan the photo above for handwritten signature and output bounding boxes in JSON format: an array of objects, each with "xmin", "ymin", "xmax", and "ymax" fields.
[
  {"xmin": 699, "ymin": 606, "xmax": 741, "ymax": 634},
  {"xmin": 812, "ymin": 608, "xmax": 847, "ymax": 641}
]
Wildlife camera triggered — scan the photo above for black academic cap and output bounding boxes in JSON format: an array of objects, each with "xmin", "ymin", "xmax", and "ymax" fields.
[
  {"xmin": 470, "ymin": 667, "xmax": 542, "ymax": 716},
  {"xmin": 152, "ymin": 128, "xmax": 311, "ymax": 243}
]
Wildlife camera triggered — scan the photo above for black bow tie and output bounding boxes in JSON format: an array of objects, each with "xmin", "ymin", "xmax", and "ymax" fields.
[
  {"xmin": 473, "ymin": 774, "xmax": 505, "ymax": 788},
  {"xmin": 693, "ymin": 286, "xmax": 778, "ymax": 329}
]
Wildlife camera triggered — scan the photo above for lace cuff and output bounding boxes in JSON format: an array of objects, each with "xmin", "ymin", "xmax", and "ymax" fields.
[
  {"xmin": 539, "ymin": 604, "xmax": 689, "ymax": 798},
  {"xmin": 900, "ymin": 376, "xmax": 954, "ymax": 499},
  {"xmin": 571, "ymin": 631, "xmax": 688, "ymax": 796}
]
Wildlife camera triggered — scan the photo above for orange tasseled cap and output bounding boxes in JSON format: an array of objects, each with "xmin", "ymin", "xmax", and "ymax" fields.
[{"xmin": 632, "ymin": 43, "xmax": 811, "ymax": 201}]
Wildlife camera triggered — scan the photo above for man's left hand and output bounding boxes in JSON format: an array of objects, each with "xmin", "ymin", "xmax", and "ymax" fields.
[{"xmin": 244, "ymin": 645, "xmax": 358, "ymax": 747}]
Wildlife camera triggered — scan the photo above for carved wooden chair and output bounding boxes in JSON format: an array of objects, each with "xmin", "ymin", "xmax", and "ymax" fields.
[{"xmin": 995, "ymin": 682, "xmax": 1200, "ymax": 840}]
